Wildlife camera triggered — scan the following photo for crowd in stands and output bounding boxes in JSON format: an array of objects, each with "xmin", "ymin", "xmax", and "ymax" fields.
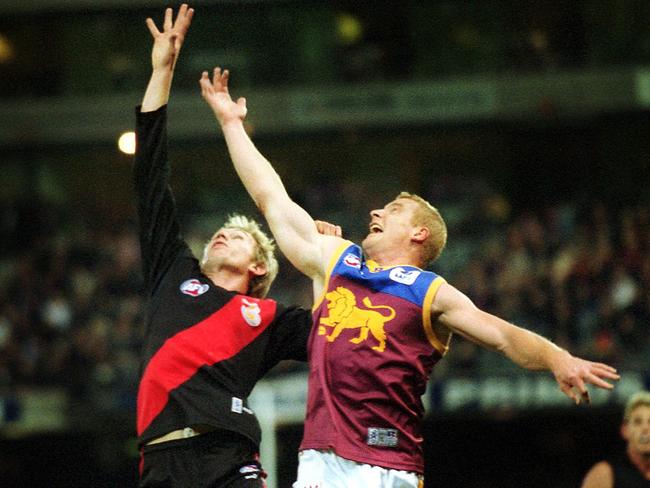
[
  {"xmin": 0, "ymin": 186, "xmax": 648, "ymax": 418},
  {"xmin": 428, "ymin": 189, "xmax": 650, "ymax": 377}
]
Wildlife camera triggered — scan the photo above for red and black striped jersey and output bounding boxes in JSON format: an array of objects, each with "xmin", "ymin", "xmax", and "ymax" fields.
[{"xmin": 134, "ymin": 106, "xmax": 311, "ymax": 447}]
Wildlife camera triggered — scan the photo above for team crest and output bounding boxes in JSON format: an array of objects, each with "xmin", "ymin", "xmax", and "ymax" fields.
[
  {"xmin": 342, "ymin": 253, "xmax": 361, "ymax": 269},
  {"xmin": 180, "ymin": 279, "xmax": 209, "ymax": 297},
  {"xmin": 318, "ymin": 286, "xmax": 395, "ymax": 352},
  {"xmin": 389, "ymin": 267, "xmax": 420, "ymax": 285},
  {"xmin": 241, "ymin": 298, "xmax": 262, "ymax": 327}
]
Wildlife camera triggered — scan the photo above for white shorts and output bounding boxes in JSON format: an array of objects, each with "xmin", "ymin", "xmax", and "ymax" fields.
[{"xmin": 292, "ymin": 449, "xmax": 423, "ymax": 488}]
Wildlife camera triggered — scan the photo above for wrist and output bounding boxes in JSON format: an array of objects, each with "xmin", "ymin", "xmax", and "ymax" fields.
[
  {"xmin": 547, "ymin": 345, "xmax": 570, "ymax": 367},
  {"xmin": 151, "ymin": 65, "xmax": 174, "ymax": 76},
  {"xmin": 220, "ymin": 118, "xmax": 245, "ymax": 130}
]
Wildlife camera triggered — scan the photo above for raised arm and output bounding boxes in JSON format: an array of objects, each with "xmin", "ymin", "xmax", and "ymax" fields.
[
  {"xmin": 141, "ymin": 4, "xmax": 194, "ymax": 112},
  {"xmin": 134, "ymin": 5, "xmax": 193, "ymax": 292},
  {"xmin": 200, "ymin": 68, "xmax": 342, "ymax": 291},
  {"xmin": 432, "ymin": 283, "xmax": 620, "ymax": 404}
]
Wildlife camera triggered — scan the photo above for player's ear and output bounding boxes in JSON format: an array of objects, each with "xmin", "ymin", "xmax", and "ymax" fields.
[
  {"xmin": 248, "ymin": 262, "xmax": 267, "ymax": 277},
  {"xmin": 411, "ymin": 226, "xmax": 430, "ymax": 244}
]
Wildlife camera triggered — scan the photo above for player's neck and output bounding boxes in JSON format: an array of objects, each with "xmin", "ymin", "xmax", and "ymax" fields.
[
  {"xmin": 205, "ymin": 268, "xmax": 249, "ymax": 295},
  {"xmin": 366, "ymin": 246, "xmax": 422, "ymax": 269}
]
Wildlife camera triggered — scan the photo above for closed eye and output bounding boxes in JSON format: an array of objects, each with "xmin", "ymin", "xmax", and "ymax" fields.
[{"xmin": 386, "ymin": 202, "xmax": 403, "ymax": 213}]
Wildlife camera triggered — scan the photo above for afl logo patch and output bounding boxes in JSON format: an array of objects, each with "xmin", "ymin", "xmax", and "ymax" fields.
[
  {"xmin": 241, "ymin": 298, "xmax": 262, "ymax": 327},
  {"xmin": 343, "ymin": 253, "xmax": 361, "ymax": 269},
  {"xmin": 180, "ymin": 279, "xmax": 210, "ymax": 297}
]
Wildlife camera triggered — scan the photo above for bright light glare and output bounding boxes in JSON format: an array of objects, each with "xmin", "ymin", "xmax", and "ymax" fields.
[{"xmin": 118, "ymin": 131, "xmax": 136, "ymax": 155}]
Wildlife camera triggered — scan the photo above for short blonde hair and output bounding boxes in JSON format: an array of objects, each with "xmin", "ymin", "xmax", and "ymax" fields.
[
  {"xmin": 202, "ymin": 214, "xmax": 279, "ymax": 298},
  {"xmin": 396, "ymin": 191, "xmax": 447, "ymax": 267},
  {"xmin": 624, "ymin": 391, "xmax": 650, "ymax": 422}
]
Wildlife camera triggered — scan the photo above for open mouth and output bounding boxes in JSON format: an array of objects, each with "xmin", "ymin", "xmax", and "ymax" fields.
[{"xmin": 369, "ymin": 223, "xmax": 383, "ymax": 234}]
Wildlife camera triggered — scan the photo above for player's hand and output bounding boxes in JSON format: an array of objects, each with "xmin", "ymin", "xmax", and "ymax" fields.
[
  {"xmin": 200, "ymin": 67, "xmax": 248, "ymax": 126},
  {"xmin": 314, "ymin": 220, "xmax": 342, "ymax": 237},
  {"xmin": 146, "ymin": 4, "xmax": 194, "ymax": 71},
  {"xmin": 551, "ymin": 351, "xmax": 619, "ymax": 405}
]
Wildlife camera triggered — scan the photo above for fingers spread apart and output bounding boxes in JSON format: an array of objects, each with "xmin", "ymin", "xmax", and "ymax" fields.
[
  {"xmin": 173, "ymin": 4, "xmax": 194, "ymax": 37},
  {"xmin": 559, "ymin": 360, "xmax": 620, "ymax": 405},
  {"xmin": 212, "ymin": 67, "xmax": 230, "ymax": 91},
  {"xmin": 199, "ymin": 71, "xmax": 213, "ymax": 97},
  {"xmin": 148, "ymin": 4, "xmax": 194, "ymax": 37}
]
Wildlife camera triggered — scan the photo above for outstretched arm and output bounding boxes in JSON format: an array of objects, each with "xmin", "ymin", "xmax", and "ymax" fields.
[
  {"xmin": 134, "ymin": 5, "xmax": 193, "ymax": 292},
  {"xmin": 433, "ymin": 283, "xmax": 619, "ymax": 404},
  {"xmin": 141, "ymin": 4, "xmax": 194, "ymax": 112},
  {"xmin": 200, "ymin": 68, "xmax": 343, "ymax": 291}
]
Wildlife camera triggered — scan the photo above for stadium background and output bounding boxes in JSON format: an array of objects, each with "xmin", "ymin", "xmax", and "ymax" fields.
[{"xmin": 0, "ymin": 1, "xmax": 649, "ymax": 486}]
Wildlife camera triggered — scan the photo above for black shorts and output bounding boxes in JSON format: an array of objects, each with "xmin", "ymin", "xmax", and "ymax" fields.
[{"xmin": 139, "ymin": 429, "xmax": 266, "ymax": 488}]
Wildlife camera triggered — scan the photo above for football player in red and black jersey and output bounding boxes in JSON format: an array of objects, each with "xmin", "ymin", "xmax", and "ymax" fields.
[{"xmin": 134, "ymin": 6, "xmax": 339, "ymax": 487}]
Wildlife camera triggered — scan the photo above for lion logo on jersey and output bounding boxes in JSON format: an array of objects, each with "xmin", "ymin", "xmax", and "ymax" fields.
[{"xmin": 318, "ymin": 286, "xmax": 395, "ymax": 352}]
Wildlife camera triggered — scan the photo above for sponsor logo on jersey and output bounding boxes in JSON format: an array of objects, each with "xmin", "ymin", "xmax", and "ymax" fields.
[
  {"xmin": 241, "ymin": 298, "xmax": 262, "ymax": 327},
  {"xmin": 232, "ymin": 396, "xmax": 243, "ymax": 413},
  {"xmin": 367, "ymin": 427, "xmax": 398, "ymax": 447},
  {"xmin": 231, "ymin": 396, "xmax": 254, "ymax": 415},
  {"xmin": 179, "ymin": 278, "xmax": 209, "ymax": 297},
  {"xmin": 388, "ymin": 267, "xmax": 420, "ymax": 285},
  {"xmin": 342, "ymin": 253, "xmax": 361, "ymax": 269}
]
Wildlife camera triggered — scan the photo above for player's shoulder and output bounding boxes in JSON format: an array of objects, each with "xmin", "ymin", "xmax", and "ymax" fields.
[
  {"xmin": 581, "ymin": 460, "xmax": 613, "ymax": 488},
  {"xmin": 323, "ymin": 238, "xmax": 358, "ymax": 266}
]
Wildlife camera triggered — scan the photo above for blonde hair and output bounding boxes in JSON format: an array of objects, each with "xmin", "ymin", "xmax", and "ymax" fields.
[
  {"xmin": 396, "ymin": 191, "xmax": 447, "ymax": 267},
  {"xmin": 202, "ymin": 214, "xmax": 279, "ymax": 298},
  {"xmin": 624, "ymin": 391, "xmax": 650, "ymax": 422}
]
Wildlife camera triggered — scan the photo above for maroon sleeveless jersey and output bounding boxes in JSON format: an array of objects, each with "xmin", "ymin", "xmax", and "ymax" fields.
[{"xmin": 300, "ymin": 242, "xmax": 450, "ymax": 474}]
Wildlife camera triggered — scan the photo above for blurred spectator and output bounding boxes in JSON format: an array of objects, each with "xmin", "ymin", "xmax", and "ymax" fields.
[{"xmin": 580, "ymin": 390, "xmax": 650, "ymax": 487}]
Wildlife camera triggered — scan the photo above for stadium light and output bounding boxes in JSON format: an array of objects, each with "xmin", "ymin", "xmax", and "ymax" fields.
[{"xmin": 118, "ymin": 131, "xmax": 136, "ymax": 155}]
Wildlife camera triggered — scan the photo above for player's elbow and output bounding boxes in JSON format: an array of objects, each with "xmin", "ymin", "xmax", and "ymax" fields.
[{"xmin": 253, "ymin": 186, "xmax": 291, "ymax": 216}]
